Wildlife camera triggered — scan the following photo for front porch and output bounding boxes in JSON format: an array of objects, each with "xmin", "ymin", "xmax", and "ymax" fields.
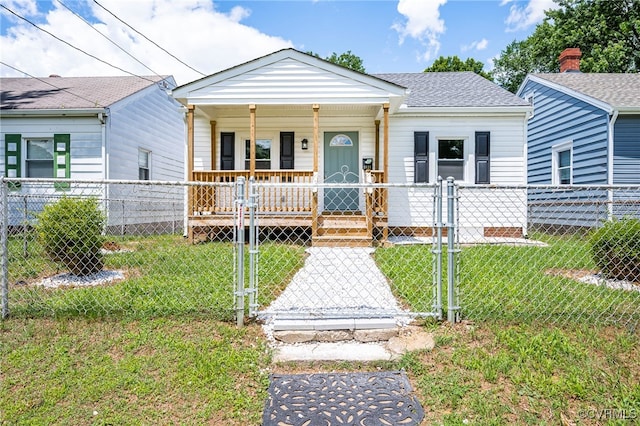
[{"xmin": 188, "ymin": 170, "xmax": 389, "ymax": 246}]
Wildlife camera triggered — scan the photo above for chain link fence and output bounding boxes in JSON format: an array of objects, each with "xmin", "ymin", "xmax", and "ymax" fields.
[
  {"xmin": 1, "ymin": 178, "xmax": 237, "ymax": 320},
  {"xmin": 457, "ymin": 184, "xmax": 640, "ymax": 329},
  {"xmin": 2, "ymin": 178, "xmax": 638, "ymax": 330},
  {"xmin": 250, "ymin": 179, "xmax": 442, "ymax": 325}
]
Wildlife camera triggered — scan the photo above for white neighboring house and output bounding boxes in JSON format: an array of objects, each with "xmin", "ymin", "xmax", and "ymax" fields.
[
  {"xmin": 0, "ymin": 75, "xmax": 185, "ymax": 233},
  {"xmin": 172, "ymin": 49, "xmax": 532, "ymax": 244}
]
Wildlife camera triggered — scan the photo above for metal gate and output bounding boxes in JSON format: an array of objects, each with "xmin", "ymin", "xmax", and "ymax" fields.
[{"xmin": 233, "ymin": 176, "xmax": 460, "ymax": 326}]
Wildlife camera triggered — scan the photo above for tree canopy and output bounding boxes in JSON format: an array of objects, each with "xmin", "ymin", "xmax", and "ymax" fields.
[
  {"xmin": 306, "ymin": 50, "xmax": 366, "ymax": 73},
  {"xmin": 491, "ymin": 0, "xmax": 640, "ymax": 92},
  {"xmin": 423, "ymin": 56, "xmax": 492, "ymax": 80}
]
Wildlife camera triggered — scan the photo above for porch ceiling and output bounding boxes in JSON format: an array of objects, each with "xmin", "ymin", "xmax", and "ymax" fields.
[{"xmin": 197, "ymin": 104, "xmax": 382, "ymax": 119}]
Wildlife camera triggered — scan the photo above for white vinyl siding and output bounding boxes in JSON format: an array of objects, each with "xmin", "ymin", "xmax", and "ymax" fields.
[
  {"xmin": 386, "ymin": 114, "xmax": 527, "ymax": 230},
  {"xmin": 183, "ymin": 57, "xmax": 400, "ymax": 105},
  {"xmin": 387, "ymin": 115, "xmax": 526, "ymax": 185},
  {"xmin": 108, "ymin": 83, "xmax": 183, "ymax": 181}
]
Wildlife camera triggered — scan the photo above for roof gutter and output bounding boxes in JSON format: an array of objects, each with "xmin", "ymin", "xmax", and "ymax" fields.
[
  {"xmin": 0, "ymin": 108, "xmax": 106, "ymax": 117},
  {"xmin": 394, "ymin": 105, "xmax": 533, "ymax": 115}
]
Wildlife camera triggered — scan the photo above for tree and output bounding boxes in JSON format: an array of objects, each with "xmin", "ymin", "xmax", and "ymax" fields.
[
  {"xmin": 306, "ymin": 50, "xmax": 366, "ymax": 73},
  {"xmin": 491, "ymin": 0, "xmax": 640, "ymax": 92},
  {"xmin": 423, "ymin": 56, "xmax": 493, "ymax": 80}
]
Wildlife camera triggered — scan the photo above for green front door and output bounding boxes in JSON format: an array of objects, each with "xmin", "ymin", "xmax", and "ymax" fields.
[{"xmin": 324, "ymin": 132, "xmax": 359, "ymax": 211}]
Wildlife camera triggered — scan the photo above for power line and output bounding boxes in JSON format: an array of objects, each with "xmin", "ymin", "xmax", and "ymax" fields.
[
  {"xmin": 0, "ymin": 61, "xmax": 107, "ymax": 108},
  {"xmin": 0, "ymin": 3, "xmax": 157, "ymax": 83},
  {"xmin": 93, "ymin": 0, "xmax": 207, "ymax": 77},
  {"xmin": 55, "ymin": 0, "xmax": 163, "ymax": 79}
]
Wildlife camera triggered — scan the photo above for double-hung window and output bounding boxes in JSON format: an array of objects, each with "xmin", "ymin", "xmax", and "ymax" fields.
[
  {"xmin": 26, "ymin": 139, "xmax": 54, "ymax": 178},
  {"xmin": 138, "ymin": 149, "xmax": 150, "ymax": 180},
  {"xmin": 245, "ymin": 139, "xmax": 271, "ymax": 170},
  {"xmin": 4, "ymin": 134, "xmax": 70, "ymax": 190},
  {"xmin": 438, "ymin": 139, "xmax": 465, "ymax": 181},
  {"xmin": 552, "ymin": 142, "xmax": 572, "ymax": 185}
]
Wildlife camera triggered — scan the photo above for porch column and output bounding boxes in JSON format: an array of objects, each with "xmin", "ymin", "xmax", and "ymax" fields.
[
  {"xmin": 187, "ymin": 105, "xmax": 195, "ymax": 242},
  {"xmin": 210, "ymin": 120, "xmax": 216, "ymax": 170},
  {"xmin": 382, "ymin": 103, "xmax": 390, "ymax": 243},
  {"xmin": 249, "ymin": 104, "xmax": 256, "ymax": 175},
  {"xmin": 374, "ymin": 119, "xmax": 380, "ymax": 170},
  {"xmin": 383, "ymin": 103, "xmax": 389, "ymax": 183},
  {"xmin": 312, "ymin": 104, "xmax": 320, "ymax": 240},
  {"xmin": 187, "ymin": 105, "xmax": 195, "ymax": 180},
  {"xmin": 313, "ymin": 104, "xmax": 319, "ymax": 172}
]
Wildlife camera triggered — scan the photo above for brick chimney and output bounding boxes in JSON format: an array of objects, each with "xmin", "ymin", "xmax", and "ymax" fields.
[{"xmin": 559, "ymin": 48, "xmax": 581, "ymax": 72}]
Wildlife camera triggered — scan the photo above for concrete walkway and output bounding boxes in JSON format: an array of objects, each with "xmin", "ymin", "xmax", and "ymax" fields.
[
  {"xmin": 259, "ymin": 246, "xmax": 425, "ymax": 361},
  {"xmin": 260, "ymin": 247, "xmax": 409, "ymax": 321}
]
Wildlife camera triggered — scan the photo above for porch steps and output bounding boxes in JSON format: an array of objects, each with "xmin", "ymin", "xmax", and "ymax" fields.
[{"xmin": 314, "ymin": 214, "xmax": 372, "ymax": 247}]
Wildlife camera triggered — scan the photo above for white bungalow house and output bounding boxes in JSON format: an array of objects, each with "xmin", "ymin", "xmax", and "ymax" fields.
[
  {"xmin": 171, "ymin": 49, "xmax": 532, "ymax": 245},
  {"xmin": 0, "ymin": 75, "xmax": 185, "ymax": 233}
]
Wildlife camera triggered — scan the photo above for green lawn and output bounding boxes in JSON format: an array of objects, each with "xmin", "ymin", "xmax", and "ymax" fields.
[
  {"xmin": 375, "ymin": 233, "xmax": 640, "ymax": 328},
  {"xmin": 2, "ymin": 234, "xmax": 639, "ymax": 424},
  {"xmin": 6, "ymin": 235, "xmax": 305, "ymax": 319},
  {"xmin": 2, "ymin": 318, "xmax": 638, "ymax": 425}
]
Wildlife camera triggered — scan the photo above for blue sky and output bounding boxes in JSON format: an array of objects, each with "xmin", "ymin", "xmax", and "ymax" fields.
[{"xmin": 0, "ymin": 0, "xmax": 557, "ymax": 85}]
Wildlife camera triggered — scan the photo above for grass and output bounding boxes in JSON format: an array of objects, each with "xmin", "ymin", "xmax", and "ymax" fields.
[
  {"xmin": 375, "ymin": 232, "xmax": 640, "ymax": 329},
  {"xmin": 2, "ymin": 232, "xmax": 640, "ymax": 424},
  {"xmin": 2, "ymin": 318, "xmax": 638, "ymax": 425},
  {"xmin": 6, "ymin": 234, "xmax": 306, "ymax": 319}
]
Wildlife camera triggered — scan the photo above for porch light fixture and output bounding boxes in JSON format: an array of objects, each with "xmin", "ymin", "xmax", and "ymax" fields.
[{"xmin": 301, "ymin": 138, "xmax": 309, "ymax": 150}]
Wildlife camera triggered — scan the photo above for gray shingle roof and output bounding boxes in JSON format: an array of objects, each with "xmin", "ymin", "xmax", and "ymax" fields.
[
  {"xmin": 1, "ymin": 75, "xmax": 173, "ymax": 110},
  {"xmin": 373, "ymin": 72, "xmax": 530, "ymax": 108},
  {"xmin": 532, "ymin": 73, "xmax": 640, "ymax": 108}
]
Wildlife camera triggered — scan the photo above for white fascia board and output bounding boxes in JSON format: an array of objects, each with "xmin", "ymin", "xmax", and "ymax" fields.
[
  {"xmin": 515, "ymin": 75, "xmax": 531, "ymax": 97},
  {"xmin": 525, "ymin": 75, "xmax": 614, "ymax": 114},
  {"xmin": 187, "ymin": 96, "xmax": 394, "ymax": 106},
  {"xmin": 0, "ymin": 108, "xmax": 105, "ymax": 117}
]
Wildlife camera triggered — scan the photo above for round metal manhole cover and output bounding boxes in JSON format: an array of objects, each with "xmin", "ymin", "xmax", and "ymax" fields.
[{"xmin": 262, "ymin": 371, "xmax": 424, "ymax": 426}]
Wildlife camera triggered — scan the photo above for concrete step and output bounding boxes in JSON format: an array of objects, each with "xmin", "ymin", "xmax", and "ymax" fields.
[
  {"xmin": 312, "ymin": 236, "xmax": 373, "ymax": 247},
  {"xmin": 273, "ymin": 317, "xmax": 397, "ymax": 331}
]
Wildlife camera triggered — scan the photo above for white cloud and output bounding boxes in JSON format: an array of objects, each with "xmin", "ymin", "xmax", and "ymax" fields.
[
  {"xmin": 392, "ymin": 0, "xmax": 447, "ymax": 63},
  {"xmin": 0, "ymin": 0, "xmax": 293, "ymax": 85},
  {"xmin": 504, "ymin": 0, "xmax": 558, "ymax": 32},
  {"xmin": 461, "ymin": 38, "xmax": 489, "ymax": 52}
]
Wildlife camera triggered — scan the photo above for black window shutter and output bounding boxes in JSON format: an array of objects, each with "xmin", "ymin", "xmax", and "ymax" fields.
[
  {"xmin": 220, "ymin": 132, "xmax": 235, "ymax": 170},
  {"xmin": 475, "ymin": 131, "xmax": 490, "ymax": 184},
  {"xmin": 414, "ymin": 131, "xmax": 429, "ymax": 183},
  {"xmin": 280, "ymin": 132, "xmax": 294, "ymax": 169}
]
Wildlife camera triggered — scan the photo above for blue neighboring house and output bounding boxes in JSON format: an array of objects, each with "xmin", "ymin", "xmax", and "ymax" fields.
[{"xmin": 517, "ymin": 49, "xmax": 640, "ymax": 227}]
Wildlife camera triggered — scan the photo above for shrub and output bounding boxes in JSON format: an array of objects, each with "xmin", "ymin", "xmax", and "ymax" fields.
[
  {"xmin": 36, "ymin": 197, "xmax": 105, "ymax": 276},
  {"xmin": 589, "ymin": 218, "xmax": 640, "ymax": 283}
]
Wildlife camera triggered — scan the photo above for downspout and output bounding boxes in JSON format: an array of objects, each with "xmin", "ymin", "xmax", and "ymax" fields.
[
  {"xmin": 523, "ymin": 109, "xmax": 531, "ymax": 238},
  {"xmin": 99, "ymin": 110, "xmax": 109, "ymax": 224},
  {"xmin": 99, "ymin": 110, "xmax": 108, "ymax": 179},
  {"xmin": 607, "ymin": 110, "xmax": 619, "ymax": 221}
]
